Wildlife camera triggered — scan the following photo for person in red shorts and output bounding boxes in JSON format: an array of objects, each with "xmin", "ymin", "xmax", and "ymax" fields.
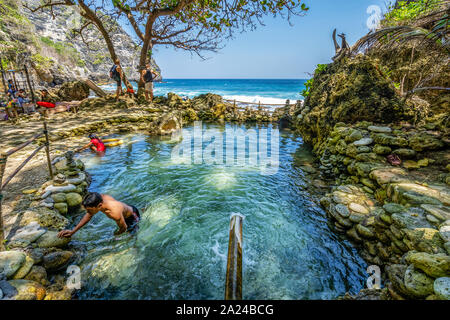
[{"xmin": 77, "ymin": 134, "xmax": 106, "ymax": 154}]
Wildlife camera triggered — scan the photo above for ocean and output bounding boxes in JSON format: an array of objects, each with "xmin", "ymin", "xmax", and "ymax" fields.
[{"xmin": 99, "ymin": 79, "xmax": 307, "ymax": 105}]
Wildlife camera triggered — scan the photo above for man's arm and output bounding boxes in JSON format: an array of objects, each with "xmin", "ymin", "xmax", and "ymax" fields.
[
  {"xmin": 114, "ymin": 215, "xmax": 128, "ymax": 235},
  {"xmin": 58, "ymin": 212, "xmax": 94, "ymax": 238},
  {"xmin": 75, "ymin": 142, "xmax": 92, "ymax": 153}
]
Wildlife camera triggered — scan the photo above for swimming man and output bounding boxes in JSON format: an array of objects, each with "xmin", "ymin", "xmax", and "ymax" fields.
[{"xmin": 58, "ymin": 192, "xmax": 141, "ymax": 238}]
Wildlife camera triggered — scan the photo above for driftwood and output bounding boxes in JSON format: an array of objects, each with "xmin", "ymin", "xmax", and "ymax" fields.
[
  {"xmin": 85, "ymin": 79, "xmax": 107, "ymax": 97},
  {"xmin": 332, "ymin": 29, "xmax": 351, "ymax": 61}
]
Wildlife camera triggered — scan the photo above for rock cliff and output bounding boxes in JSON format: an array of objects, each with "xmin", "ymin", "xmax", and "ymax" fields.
[{"xmin": 0, "ymin": 0, "xmax": 159, "ymax": 88}]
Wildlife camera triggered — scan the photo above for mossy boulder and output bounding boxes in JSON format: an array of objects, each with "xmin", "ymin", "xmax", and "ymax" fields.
[
  {"xmin": 295, "ymin": 55, "xmax": 408, "ymax": 153},
  {"xmin": 57, "ymin": 81, "xmax": 90, "ymax": 102}
]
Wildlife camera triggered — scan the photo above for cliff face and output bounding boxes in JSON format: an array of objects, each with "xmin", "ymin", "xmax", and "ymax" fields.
[{"xmin": 0, "ymin": 0, "xmax": 159, "ymax": 87}]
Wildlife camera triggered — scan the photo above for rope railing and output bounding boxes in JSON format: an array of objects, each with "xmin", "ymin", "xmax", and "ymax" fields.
[
  {"xmin": 0, "ymin": 120, "xmax": 53, "ymax": 250},
  {"xmin": 223, "ymin": 98, "xmax": 298, "ymax": 107}
]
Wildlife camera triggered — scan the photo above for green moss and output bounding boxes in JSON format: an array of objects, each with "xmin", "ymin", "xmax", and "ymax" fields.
[
  {"xmin": 31, "ymin": 53, "xmax": 54, "ymax": 69},
  {"xmin": 383, "ymin": 0, "xmax": 443, "ymax": 26}
]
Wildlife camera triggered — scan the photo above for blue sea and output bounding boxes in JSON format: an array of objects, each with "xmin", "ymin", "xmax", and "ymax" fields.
[{"xmin": 100, "ymin": 79, "xmax": 307, "ymax": 105}]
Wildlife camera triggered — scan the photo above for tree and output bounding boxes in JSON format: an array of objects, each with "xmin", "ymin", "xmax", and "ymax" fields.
[{"xmin": 25, "ymin": 0, "xmax": 310, "ymax": 96}]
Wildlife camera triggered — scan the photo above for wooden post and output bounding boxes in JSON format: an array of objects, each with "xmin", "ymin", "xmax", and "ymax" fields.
[
  {"xmin": 233, "ymin": 99, "xmax": 236, "ymax": 108},
  {"xmin": 11, "ymin": 70, "xmax": 19, "ymax": 93},
  {"xmin": 43, "ymin": 121, "xmax": 54, "ymax": 180},
  {"xmin": 0, "ymin": 61, "xmax": 7, "ymax": 95},
  {"xmin": 0, "ymin": 152, "xmax": 7, "ymax": 251},
  {"xmin": 225, "ymin": 213, "xmax": 244, "ymax": 300},
  {"xmin": 24, "ymin": 64, "xmax": 36, "ymax": 103}
]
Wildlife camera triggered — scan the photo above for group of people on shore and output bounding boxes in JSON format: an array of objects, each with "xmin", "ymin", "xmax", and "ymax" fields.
[{"xmin": 110, "ymin": 58, "xmax": 158, "ymax": 102}]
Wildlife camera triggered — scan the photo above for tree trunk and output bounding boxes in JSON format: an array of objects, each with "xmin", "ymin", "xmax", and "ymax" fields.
[
  {"xmin": 138, "ymin": 17, "xmax": 155, "ymax": 97},
  {"xmin": 78, "ymin": 0, "xmax": 129, "ymax": 85}
]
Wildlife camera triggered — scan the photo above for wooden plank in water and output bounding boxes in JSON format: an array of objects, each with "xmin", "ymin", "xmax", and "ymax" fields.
[
  {"xmin": 85, "ymin": 79, "xmax": 107, "ymax": 97},
  {"xmin": 225, "ymin": 213, "xmax": 244, "ymax": 300}
]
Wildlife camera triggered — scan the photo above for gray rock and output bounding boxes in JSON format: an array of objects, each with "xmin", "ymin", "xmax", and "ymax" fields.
[
  {"xmin": 349, "ymin": 202, "xmax": 369, "ymax": 214},
  {"xmin": 8, "ymin": 222, "xmax": 46, "ymax": 247},
  {"xmin": 403, "ymin": 264, "xmax": 435, "ymax": 298},
  {"xmin": 368, "ymin": 126, "xmax": 392, "ymax": 133},
  {"xmin": 353, "ymin": 138, "xmax": 373, "ymax": 146},
  {"xmin": 434, "ymin": 277, "xmax": 450, "ymax": 300},
  {"xmin": 335, "ymin": 204, "xmax": 350, "ymax": 218},
  {"xmin": 35, "ymin": 231, "xmax": 71, "ymax": 248},
  {"xmin": 0, "ymin": 251, "xmax": 26, "ymax": 278},
  {"xmin": 439, "ymin": 225, "xmax": 450, "ymax": 242},
  {"xmin": 43, "ymin": 251, "xmax": 74, "ymax": 271}
]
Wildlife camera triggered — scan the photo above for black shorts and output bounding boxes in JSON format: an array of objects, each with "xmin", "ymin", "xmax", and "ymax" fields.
[
  {"xmin": 115, "ymin": 78, "xmax": 122, "ymax": 87},
  {"xmin": 125, "ymin": 205, "xmax": 140, "ymax": 233}
]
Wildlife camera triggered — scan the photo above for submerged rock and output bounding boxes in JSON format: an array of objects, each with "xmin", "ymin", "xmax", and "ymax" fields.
[{"xmin": 7, "ymin": 279, "xmax": 46, "ymax": 300}]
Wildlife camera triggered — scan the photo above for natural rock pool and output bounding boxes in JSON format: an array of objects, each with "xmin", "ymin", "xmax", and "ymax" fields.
[{"xmin": 72, "ymin": 123, "xmax": 367, "ymax": 299}]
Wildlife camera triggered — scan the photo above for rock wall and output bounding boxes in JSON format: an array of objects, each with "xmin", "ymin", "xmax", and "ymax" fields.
[
  {"xmin": 295, "ymin": 55, "xmax": 410, "ymax": 155},
  {"xmin": 0, "ymin": 151, "xmax": 90, "ymax": 300},
  {"xmin": 294, "ymin": 64, "xmax": 450, "ymax": 299}
]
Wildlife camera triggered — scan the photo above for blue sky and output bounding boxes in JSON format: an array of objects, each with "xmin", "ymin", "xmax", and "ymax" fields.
[{"xmin": 134, "ymin": 0, "xmax": 393, "ymax": 79}]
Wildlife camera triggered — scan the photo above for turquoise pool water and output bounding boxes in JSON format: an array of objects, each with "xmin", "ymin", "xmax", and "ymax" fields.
[{"xmin": 73, "ymin": 123, "xmax": 367, "ymax": 299}]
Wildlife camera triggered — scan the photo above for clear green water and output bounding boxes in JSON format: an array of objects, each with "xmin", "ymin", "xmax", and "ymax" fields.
[{"xmin": 73, "ymin": 123, "xmax": 367, "ymax": 300}]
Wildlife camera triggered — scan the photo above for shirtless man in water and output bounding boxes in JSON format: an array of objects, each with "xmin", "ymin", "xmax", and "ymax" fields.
[{"xmin": 58, "ymin": 192, "xmax": 140, "ymax": 238}]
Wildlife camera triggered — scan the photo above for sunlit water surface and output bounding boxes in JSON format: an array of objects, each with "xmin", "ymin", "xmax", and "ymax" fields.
[{"xmin": 73, "ymin": 123, "xmax": 367, "ymax": 299}]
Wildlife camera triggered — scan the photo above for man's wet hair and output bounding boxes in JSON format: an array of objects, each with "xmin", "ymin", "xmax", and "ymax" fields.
[
  {"xmin": 82, "ymin": 192, "xmax": 103, "ymax": 208},
  {"xmin": 89, "ymin": 133, "xmax": 100, "ymax": 140}
]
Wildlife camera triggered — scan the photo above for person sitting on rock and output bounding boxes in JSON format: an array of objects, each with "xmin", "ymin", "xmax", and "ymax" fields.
[
  {"xmin": 5, "ymin": 93, "xmax": 19, "ymax": 120},
  {"xmin": 57, "ymin": 192, "xmax": 141, "ymax": 238},
  {"xmin": 109, "ymin": 59, "xmax": 123, "ymax": 101},
  {"xmin": 36, "ymin": 89, "xmax": 57, "ymax": 117},
  {"xmin": 125, "ymin": 82, "xmax": 135, "ymax": 98},
  {"xmin": 7, "ymin": 80, "xmax": 16, "ymax": 98},
  {"xmin": 76, "ymin": 134, "xmax": 106, "ymax": 154}
]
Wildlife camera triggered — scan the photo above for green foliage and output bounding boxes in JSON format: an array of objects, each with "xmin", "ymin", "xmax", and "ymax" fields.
[
  {"xmin": 40, "ymin": 36, "xmax": 86, "ymax": 67},
  {"xmin": 384, "ymin": 0, "xmax": 443, "ymax": 25},
  {"xmin": 301, "ymin": 64, "xmax": 328, "ymax": 97},
  {"xmin": 31, "ymin": 53, "xmax": 54, "ymax": 69}
]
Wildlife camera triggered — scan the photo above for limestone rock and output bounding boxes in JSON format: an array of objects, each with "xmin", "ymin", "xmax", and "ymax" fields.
[
  {"xmin": 52, "ymin": 193, "xmax": 67, "ymax": 203},
  {"xmin": 368, "ymin": 126, "xmax": 392, "ymax": 133},
  {"xmin": 8, "ymin": 222, "xmax": 46, "ymax": 247},
  {"xmin": 409, "ymin": 133, "xmax": 444, "ymax": 152},
  {"xmin": 20, "ymin": 208, "xmax": 69, "ymax": 230},
  {"xmin": 393, "ymin": 149, "xmax": 416, "ymax": 159},
  {"xmin": 35, "ymin": 231, "xmax": 71, "ymax": 248},
  {"xmin": 24, "ymin": 266, "xmax": 48, "ymax": 286},
  {"xmin": 349, "ymin": 202, "xmax": 369, "ymax": 214},
  {"xmin": 54, "ymin": 202, "xmax": 68, "ymax": 215},
  {"xmin": 42, "ymin": 251, "xmax": 74, "ymax": 271},
  {"xmin": 0, "ymin": 251, "xmax": 26, "ymax": 278},
  {"xmin": 353, "ymin": 138, "xmax": 373, "ymax": 146},
  {"xmin": 421, "ymin": 204, "xmax": 450, "ymax": 221},
  {"xmin": 12, "ymin": 256, "xmax": 35, "ymax": 280},
  {"xmin": 433, "ymin": 277, "xmax": 450, "ymax": 300},
  {"xmin": 7, "ymin": 279, "xmax": 46, "ymax": 300},
  {"xmin": 405, "ymin": 252, "xmax": 450, "ymax": 278},
  {"xmin": 65, "ymin": 193, "xmax": 83, "ymax": 207},
  {"xmin": 403, "ymin": 264, "xmax": 435, "ymax": 298}
]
